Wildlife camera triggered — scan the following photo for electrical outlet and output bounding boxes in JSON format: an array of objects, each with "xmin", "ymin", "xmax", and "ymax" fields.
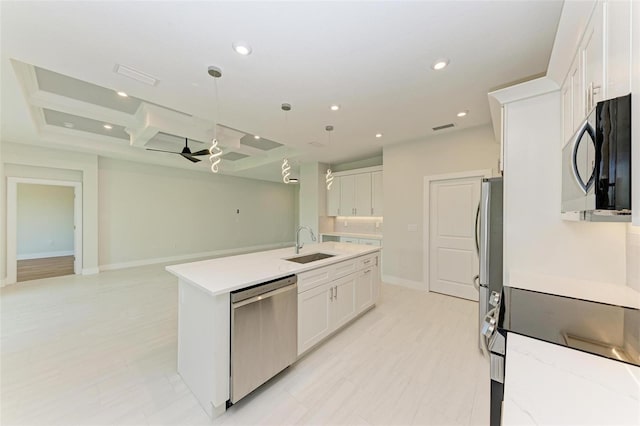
[
  {"xmin": 344, "ymin": 221, "xmax": 348, "ymax": 227},
  {"xmin": 375, "ymin": 222, "xmax": 380, "ymax": 229}
]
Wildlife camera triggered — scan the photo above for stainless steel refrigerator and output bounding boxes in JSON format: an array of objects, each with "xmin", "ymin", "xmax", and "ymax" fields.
[{"xmin": 475, "ymin": 177, "xmax": 503, "ymax": 351}]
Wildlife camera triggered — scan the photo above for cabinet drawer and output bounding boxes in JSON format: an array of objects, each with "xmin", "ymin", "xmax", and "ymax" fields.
[
  {"xmin": 357, "ymin": 254, "xmax": 377, "ymax": 271},
  {"xmin": 358, "ymin": 238, "xmax": 381, "ymax": 246},
  {"xmin": 297, "ymin": 266, "xmax": 332, "ymax": 293},
  {"xmin": 332, "ymin": 259, "xmax": 357, "ymax": 279}
]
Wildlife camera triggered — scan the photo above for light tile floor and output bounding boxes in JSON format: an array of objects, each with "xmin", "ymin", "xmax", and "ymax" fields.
[{"xmin": 1, "ymin": 263, "xmax": 489, "ymax": 425}]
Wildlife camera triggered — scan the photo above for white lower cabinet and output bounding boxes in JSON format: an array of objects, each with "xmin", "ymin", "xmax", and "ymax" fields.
[
  {"xmin": 297, "ymin": 252, "xmax": 380, "ymax": 356},
  {"xmin": 355, "ymin": 267, "xmax": 374, "ymax": 313},
  {"xmin": 298, "ymin": 284, "xmax": 332, "ymax": 353}
]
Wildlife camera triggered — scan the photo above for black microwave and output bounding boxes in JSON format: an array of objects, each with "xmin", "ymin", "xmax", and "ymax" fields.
[{"xmin": 561, "ymin": 94, "xmax": 632, "ymax": 221}]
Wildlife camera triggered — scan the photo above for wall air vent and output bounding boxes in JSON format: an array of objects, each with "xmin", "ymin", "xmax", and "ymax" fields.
[
  {"xmin": 114, "ymin": 64, "xmax": 159, "ymax": 86},
  {"xmin": 433, "ymin": 123, "xmax": 455, "ymax": 131}
]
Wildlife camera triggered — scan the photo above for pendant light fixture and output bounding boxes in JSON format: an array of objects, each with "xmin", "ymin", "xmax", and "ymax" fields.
[
  {"xmin": 281, "ymin": 103, "xmax": 292, "ymax": 184},
  {"xmin": 207, "ymin": 65, "xmax": 223, "ymax": 173},
  {"xmin": 325, "ymin": 125, "xmax": 334, "ymax": 190}
]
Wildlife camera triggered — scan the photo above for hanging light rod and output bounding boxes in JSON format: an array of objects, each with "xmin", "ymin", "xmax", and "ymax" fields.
[{"xmin": 208, "ymin": 65, "xmax": 223, "ymax": 173}]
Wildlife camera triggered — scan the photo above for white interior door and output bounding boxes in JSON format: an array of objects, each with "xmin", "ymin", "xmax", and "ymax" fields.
[{"xmin": 429, "ymin": 176, "xmax": 481, "ymax": 301}]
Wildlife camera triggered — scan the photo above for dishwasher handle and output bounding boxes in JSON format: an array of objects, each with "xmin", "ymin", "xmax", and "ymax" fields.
[{"xmin": 231, "ymin": 283, "xmax": 297, "ymax": 309}]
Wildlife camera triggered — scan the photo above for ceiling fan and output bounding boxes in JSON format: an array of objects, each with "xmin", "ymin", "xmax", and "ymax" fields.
[{"xmin": 146, "ymin": 138, "xmax": 210, "ymax": 163}]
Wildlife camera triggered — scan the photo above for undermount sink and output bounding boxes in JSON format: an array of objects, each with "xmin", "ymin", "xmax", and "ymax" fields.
[{"xmin": 284, "ymin": 252, "xmax": 336, "ymax": 264}]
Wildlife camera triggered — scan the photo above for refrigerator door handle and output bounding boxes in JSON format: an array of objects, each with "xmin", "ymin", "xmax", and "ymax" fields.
[
  {"xmin": 474, "ymin": 202, "xmax": 480, "ymax": 255},
  {"xmin": 473, "ymin": 274, "xmax": 480, "ymax": 290},
  {"xmin": 479, "ymin": 182, "xmax": 491, "ymax": 284}
]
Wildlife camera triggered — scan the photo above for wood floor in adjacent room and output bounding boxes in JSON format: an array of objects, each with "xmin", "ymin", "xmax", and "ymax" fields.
[
  {"xmin": 16, "ymin": 255, "xmax": 75, "ymax": 282},
  {"xmin": 0, "ymin": 263, "xmax": 489, "ymax": 426}
]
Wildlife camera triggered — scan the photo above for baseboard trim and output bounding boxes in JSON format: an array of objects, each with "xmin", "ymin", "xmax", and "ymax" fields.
[
  {"xmin": 99, "ymin": 242, "xmax": 294, "ymax": 272},
  {"xmin": 382, "ymin": 274, "xmax": 425, "ymax": 291},
  {"xmin": 17, "ymin": 250, "xmax": 74, "ymax": 260}
]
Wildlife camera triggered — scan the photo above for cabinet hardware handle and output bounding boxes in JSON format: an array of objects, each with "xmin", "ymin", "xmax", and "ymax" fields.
[
  {"xmin": 330, "ymin": 288, "xmax": 333, "ymax": 301},
  {"xmin": 365, "ymin": 269, "xmax": 372, "ymax": 274},
  {"xmin": 364, "ymin": 260, "xmax": 371, "ymax": 264},
  {"xmin": 334, "ymin": 286, "xmax": 338, "ymax": 299}
]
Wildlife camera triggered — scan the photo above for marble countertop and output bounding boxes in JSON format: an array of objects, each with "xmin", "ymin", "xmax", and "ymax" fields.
[
  {"xmin": 166, "ymin": 242, "xmax": 381, "ymax": 297},
  {"xmin": 503, "ymin": 333, "xmax": 640, "ymax": 425},
  {"xmin": 320, "ymin": 232, "xmax": 383, "ymax": 240}
]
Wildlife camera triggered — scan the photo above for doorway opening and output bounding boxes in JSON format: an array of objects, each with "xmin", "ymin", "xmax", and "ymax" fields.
[
  {"xmin": 7, "ymin": 178, "xmax": 82, "ymax": 284},
  {"xmin": 423, "ymin": 169, "xmax": 491, "ymax": 301}
]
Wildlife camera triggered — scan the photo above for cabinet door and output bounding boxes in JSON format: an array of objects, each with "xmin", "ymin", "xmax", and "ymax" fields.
[
  {"xmin": 327, "ymin": 176, "xmax": 341, "ymax": 216},
  {"xmin": 355, "ymin": 268, "xmax": 374, "ymax": 313},
  {"xmin": 372, "ymin": 255, "xmax": 381, "ymax": 303},
  {"xmin": 354, "ymin": 173, "xmax": 372, "ymax": 216},
  {"xmin": 582, "ymin": 3, "xmax": 604, "ymax": 113},
  {"xmin": 371, "ymin": 171, "xmax": 383, "ymax": 216},
  {"xmin": 330, "ymin": 275, "xmax": 356, "ymax": 330},
  {"xmin": 569, "ymin": 54, "xmax": 583, "ymax": 131},
  {"xmin": 561, "ymin": 77, "xmax": 573, "ymax": 146},
  {"xmin": 606, "ymin": 0, "xmax": 632, "ymax": 99},
  {"xmin": 298, "ymin": 284, "xmax": 332, "ymax": 355},
  {"xmin": 340, "ymin": 175, "xmax": 356, "ymax": 216}
]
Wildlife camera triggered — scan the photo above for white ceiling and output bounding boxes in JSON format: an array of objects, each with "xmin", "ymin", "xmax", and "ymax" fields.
[{"xmin": 0, "ymin": 1, "xmax": 563, "ymax": 182}]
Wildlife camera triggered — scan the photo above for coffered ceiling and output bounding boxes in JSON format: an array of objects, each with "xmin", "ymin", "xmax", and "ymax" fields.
[{"xmin": 0, "ymin": 1, "xmax": 563, "ymax": 182}]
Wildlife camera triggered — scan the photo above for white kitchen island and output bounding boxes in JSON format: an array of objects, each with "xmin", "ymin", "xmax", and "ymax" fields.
[{"xmin": 166, "ymin": 242, "xmax": 381, "ymax": 418}]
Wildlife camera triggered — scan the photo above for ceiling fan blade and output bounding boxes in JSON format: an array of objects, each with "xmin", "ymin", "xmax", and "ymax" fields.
[
  {"xmin": 181, "ymin": 153, "xmax": 201, "ymax": 163},
  {"xmin": 147, "ymin": 148, "xmax": 179, "ymax": 154},
  {"xmin": 191, "ymin": 149, "xmax": 210, "ymax": 156}
]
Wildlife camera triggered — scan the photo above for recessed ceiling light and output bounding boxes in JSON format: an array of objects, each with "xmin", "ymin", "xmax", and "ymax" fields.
[
  {"xmin": 63, "ymin": 122, "xmax": 74, "ymax": 128},
  {"xmin": 103, "ymin": 124, "xmax": 113, "ymax": 130},
  {"xmin": 232, "ymin": 42, "xmax": 252, "ymax": 56},
  {"xmin": 116, "ymin": 91, "xmax": 128, "ymax": 98},
  {"xmin": 457, "ymin": 110, "xmax": 468, "ymax": 117},
  {"xmin": 254, "ymin": 135, "xmax": 260, "ymax": 140},
  {"xmin": 432, "ymin": 59, "xmax": 450, "ymax": 70},
  {"xmin": 375, "ymin": 133, "xmax": 383, "ymax": 138},
  {"xmin": 330, "ymin": 105, "xmax": 340, "ymax": 111}
]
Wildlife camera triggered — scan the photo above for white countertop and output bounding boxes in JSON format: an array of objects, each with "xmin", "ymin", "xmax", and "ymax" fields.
[
  {"xmin": 508, "ymin": 270, "xmax": 640, "ymax": 309},
  {"xmin": 166, "ymin": 242, "xmax": 381, "ymax": 297},
  {"xmin": 320, "ymin": 232, "xmax": 383, "ymax": 240},
  {"xmin": 503, "ymin": 333, "xmax": 640, "ymax": 425}
]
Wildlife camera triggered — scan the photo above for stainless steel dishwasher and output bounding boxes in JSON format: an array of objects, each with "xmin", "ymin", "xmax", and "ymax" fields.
[{"xmin": 230, "ymin": 274, "xmax": 297, "ymax": 404}]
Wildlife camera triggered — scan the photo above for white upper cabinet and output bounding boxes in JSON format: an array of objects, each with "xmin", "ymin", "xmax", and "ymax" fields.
[
  {"xmin": 560, "ymin": 0, "xmax": 634, "ymax": 146},
  {"xmin": 372, "ymin": 171, "xmax": 383, "ymax": 216},
  {"xmin": 326, "ymin": 166, "xmax": 383, "ymax": 217},
  {"xmin": 582, "ymin": 2, "xmax": 605, "ymax": 114},
  {"xmin": 605, "ymin": 0, "xmax": 632, "ymax": 99},
  {"xmin": 354, "ymin": 173, "xmax": 372, "ymax": 217},
  {"xmin": 339, "ymin": 174, "xmax": 356, "ymax": 216},
  {"xmin": 327, "ymin": 176, "xmax": 341, "ymax": 216}
]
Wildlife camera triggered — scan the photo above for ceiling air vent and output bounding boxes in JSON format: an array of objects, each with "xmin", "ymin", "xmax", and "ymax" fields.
[
  {"xmin": 114, "ymin": 64, "xmax": 159, "ymax": 86},
  {"xmin": 433, "ymin": 123, "xmax": 455, "ymax": 131}
]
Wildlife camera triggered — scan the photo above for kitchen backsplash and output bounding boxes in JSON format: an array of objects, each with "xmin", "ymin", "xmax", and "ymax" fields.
[{"xmin": 333, "ymin": 217, "xmax": 383, "ymax": 235}]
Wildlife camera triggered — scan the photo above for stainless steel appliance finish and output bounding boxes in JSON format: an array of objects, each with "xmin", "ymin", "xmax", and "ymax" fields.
[
  {"xmin": 561, "ymin": 94, "xmax": 632, "ymax": 220},
  {"xmin": 230, "ymin": 275, "xmax": 297, "ymax": 404},
  {"xmin": 482, "ymin": 290, "xmax": 505, "ymax": 426},
  {"xmin": 477, "ymin": 177, "xmax": 503, "ymax": 351}
]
